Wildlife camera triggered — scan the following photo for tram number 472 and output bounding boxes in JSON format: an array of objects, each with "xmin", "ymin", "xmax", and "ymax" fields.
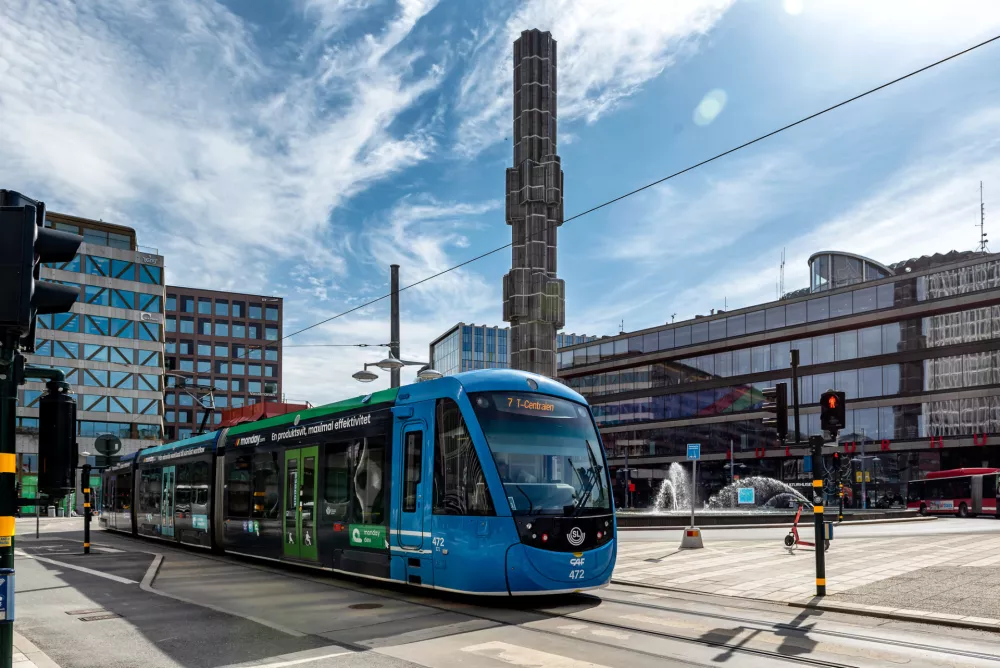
[{"xmin": 569, "ymin": 569, "xmax": 586, "ymax": 579}]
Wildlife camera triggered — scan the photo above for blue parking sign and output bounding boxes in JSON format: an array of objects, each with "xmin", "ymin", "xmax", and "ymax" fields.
[{"xmin": 687, "ymin": 443, "xmax": 701, "ymax": 460}]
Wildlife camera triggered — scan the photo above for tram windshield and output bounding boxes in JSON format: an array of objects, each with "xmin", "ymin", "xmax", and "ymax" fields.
[{"xmin": 470, "ymin": 392, "xmax": 611, "ymax": 516}]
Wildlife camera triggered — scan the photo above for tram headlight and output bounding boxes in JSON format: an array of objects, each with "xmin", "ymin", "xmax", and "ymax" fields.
[{"xmin": 526, "ymin": 523, "xmax": 532, "ymax": 530}]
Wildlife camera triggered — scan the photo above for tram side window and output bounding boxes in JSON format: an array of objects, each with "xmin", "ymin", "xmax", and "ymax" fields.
[
  {"xmin": 252, "ymin": 452, "xmax": 279, "ymax": 519},
  {"xmin": 323, "ymin": 443, "xmax": 351, "ymax": 521},
  {"xmin": 403, "ymin": 432, "xmax": 422, "ymax": 513},
  {"xmin": 227, "ymin": 454, "xmax": 252, "ymax": 517},
  {"xmin": 138, "ymin": 469, "xmax": 161, "ymax": 515},
  {"xmin": 116, "ymin": 473, "xmax": 132, "ymax": 511},
  {"xmin": 351, "ymin": 437, "xmax": 385, "ymax": 524},
  {"xmin": 433, "ymin": 399, "xmax": 494, "ymax": 516},
  {"xmin": 191, "ymin": 460, "xmax": 211, "ymax": 506},
  {"xmin": 175, "ymin": 464, "xmax": 192, "ymax": 514}
]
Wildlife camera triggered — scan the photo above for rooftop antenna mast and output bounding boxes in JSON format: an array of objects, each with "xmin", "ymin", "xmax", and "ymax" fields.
[
  {"xmin": 779, "ymin": 248, "xmax": 786, "ymax": 298},
  {"xmin": 978, "ymin": 181, "xmax": 989, "ymax": 252}
]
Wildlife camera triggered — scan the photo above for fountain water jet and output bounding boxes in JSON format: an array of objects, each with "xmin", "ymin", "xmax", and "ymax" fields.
[{"xmin": 651, "ymin": 462, "xmax": 690, "ymax": 512}]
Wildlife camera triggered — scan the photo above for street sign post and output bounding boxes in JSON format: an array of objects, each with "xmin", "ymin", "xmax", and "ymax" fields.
[{"xmin": 680, "ymin": 444, "xmax": 704, "ymax": 549}]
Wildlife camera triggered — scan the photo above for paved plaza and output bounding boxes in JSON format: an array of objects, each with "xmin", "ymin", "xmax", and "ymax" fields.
[{"xmin": 614, "ymin": 521, "xmax": 1000, "ymax": 628}]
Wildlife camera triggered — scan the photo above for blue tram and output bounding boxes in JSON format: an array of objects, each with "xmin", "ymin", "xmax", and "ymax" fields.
[{"xmin": 100, "ymin": 370, "xmax": 617, "ymax": 595}]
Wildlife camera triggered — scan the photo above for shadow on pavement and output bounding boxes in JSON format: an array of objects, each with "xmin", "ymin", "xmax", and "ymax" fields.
[{"xmin": 698, "ymin": 605, "xmax": 820, "ymax": 663}]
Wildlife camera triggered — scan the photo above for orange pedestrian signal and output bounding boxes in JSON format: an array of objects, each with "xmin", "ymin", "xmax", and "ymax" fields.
[{"xmin": 827, "ymin": 396, "xmax": 838, "ymax": 409}]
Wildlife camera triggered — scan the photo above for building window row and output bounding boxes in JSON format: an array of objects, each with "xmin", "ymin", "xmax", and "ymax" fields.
[
  {"xmin": 561, "ymin": 258, "xmax": 1000, "ymax": 370},
  {"xmin": 37, "ymin": 314, "xmax": 161, "ymax": 341},
  {"xmin": 604, "ymin": 394, "xmax": 1000, "ymax": 461},
  {"xmin": 167, "ymin": 294, "xmax": 279, "ymax": 321},
  {"xmin": 164, "ymin": 340, "xmax": 278, "ymax": 361},
  {"xmin": 31, "ymin": 341, "xmax": 161, "ymax": 367},
  {"xmin": 43, "ymin": 252, "xmax": 162, "ymax": 285},
  {"xmin": 165, "ymin": 317, "xmax": 278, "ymax": 341},
  {"xmin": 567, "ymin": 306, "xmax": 998, "ymax": 391},
  {"xmin": 589, "ymin": 352, "xmax": 1000, "ymax": 428}
]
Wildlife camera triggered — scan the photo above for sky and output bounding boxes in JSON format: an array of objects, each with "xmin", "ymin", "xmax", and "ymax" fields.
[{"xmin": 2, "ymin": 0, "xmax": 1000, "ymax": 405}]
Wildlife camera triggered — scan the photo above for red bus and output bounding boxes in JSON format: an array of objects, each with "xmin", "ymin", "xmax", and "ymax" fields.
[{"xmin": 906, "ymin": 468, "xmax": 1000, "ymax": 517}]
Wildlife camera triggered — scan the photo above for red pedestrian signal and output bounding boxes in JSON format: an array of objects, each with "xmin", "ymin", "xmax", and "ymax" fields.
[{"xmin": 820, "ymin": 390, "xmax": 846, "ymax": 436}]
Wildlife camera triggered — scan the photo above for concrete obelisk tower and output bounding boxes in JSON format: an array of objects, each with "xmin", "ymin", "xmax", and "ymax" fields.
[{"xmin": 502, "ymin": 29, "xmax": 565, "ymax": 377}]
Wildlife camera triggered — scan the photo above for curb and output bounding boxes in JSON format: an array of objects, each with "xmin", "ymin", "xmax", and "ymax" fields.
[
  {"xmin": 610, "ymin": 579, "xmax": 1000, "ymax": 633},
  {"xmin": 617, "ymin": 516, "xmax": 937, "ymax": 531},
  {"xmin": 787, "ymin": 599, "xmax": 1000, "ymax": 633},
  {"xmin": 14, "ymin": 631, "xmax": 61, "ymax": 668}
]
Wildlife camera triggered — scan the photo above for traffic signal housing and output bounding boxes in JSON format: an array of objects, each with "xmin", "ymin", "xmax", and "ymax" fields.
[
  {"xmin": 0, "ymin": 190, "xmax": 82, "ymax": 351},
  {"xmin": 762, "ymin": 382, "xmax": 789, "ymax": 442},
  {"xmin": 38, "ymin": 378, "xmax": 78, "ymax": 498},
  {"xmin": 820, "ymin": 390, "xmax": 847, "ymax": 436}
]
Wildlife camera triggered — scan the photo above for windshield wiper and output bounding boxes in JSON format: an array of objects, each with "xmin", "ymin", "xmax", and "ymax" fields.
[{"xmin": 569, "ymin": 440, "xmax": 602, "ymax": 517}]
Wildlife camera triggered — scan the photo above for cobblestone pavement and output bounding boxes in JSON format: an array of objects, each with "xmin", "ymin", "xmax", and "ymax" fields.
[{"xmin": 613, "ymin": 531, "xmax": 1000, "ymax": 625}]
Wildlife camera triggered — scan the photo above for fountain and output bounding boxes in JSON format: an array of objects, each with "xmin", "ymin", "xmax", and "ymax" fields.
[
  {"xmin": 707, "ymin": 477, "xmax": 811, "ymax": 509},
  {"xmin": 651, "ymin": 463, "xmax": 690, "ymax": 512}
]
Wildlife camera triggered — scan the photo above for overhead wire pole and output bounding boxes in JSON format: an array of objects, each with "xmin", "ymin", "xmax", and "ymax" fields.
[{"xmin": 228, "ymin": 34, "xmax": 1000, "ymax": 363}]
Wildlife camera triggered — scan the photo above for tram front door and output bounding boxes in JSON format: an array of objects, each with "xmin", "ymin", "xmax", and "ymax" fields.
[{"xmin": 283, "ymin": 447, "xmax": 318, "ymax": 561}]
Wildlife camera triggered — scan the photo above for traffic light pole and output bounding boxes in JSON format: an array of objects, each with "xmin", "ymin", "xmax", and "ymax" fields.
[
  {"xmin": 790, "ymin": 349, "xmax": 801, "ymax": 443},
  {"xmin": 81, "ymin": 464, "xmax": 91, "ymax": 554},
  {"xmin": 810, "ymin": 435, "xmax": 827, "ymax": 597},
  {"xmin": 0, "ymin": 337, "xmax": 23, "ymax": 668}
]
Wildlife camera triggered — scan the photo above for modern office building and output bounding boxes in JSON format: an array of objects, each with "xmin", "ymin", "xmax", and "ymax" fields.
[
  {"xmin": 429, "ymin": 323, "xmax": 593, "ymax": 377},
  {"xmin": 502, "ymin": 29, "xmax": 566, "ymax": 377},
  {"xmin": 557, "ymin": 249, "xmax": 1000, "ymax": 507},
  {"xmin": 163, "ymin": 287, "xmax": 283, "ymax": 441},
  {"xmin": 14, "ymin": 211, "xmax": 166, "ymax": 508}
]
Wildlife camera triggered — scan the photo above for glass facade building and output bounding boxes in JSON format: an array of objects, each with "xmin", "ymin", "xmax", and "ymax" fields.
[
  {"xmin": 15, "ymin": 212, "xmax": 166, "ymax": 470},
  {"xmin": 429, "ymin": 323, "xmax": 594, "ymax": 377},
  {"xmin": 557, "ymin": 250, "xmax": 1000, "ymax": 507},
  {"xmin": 163, "ymin": 287, "xmax": 282, "ymax": 441}
]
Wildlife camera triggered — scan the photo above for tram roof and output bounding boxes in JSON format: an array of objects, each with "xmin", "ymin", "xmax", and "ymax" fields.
[
  {"xmin": 225, "ymin": 387, "xmax": 400, "ymax": 436},
  {"xmin": 138, "ymin": 430, "xmax": 219, "ymax": 456}
]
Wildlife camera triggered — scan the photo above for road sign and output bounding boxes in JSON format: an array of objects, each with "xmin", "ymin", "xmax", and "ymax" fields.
[
  {"xmin": 94, "ymin": 433, "xmax": 122, "ymax": 456},
  {"xmin": 737, "ymin": 488, "xmax": 755, "ymax": 505},
  {"xmin": 687, "ymin": 443, "xmax": 701, "ymax": 460},
  {"xmin": 823, "ymin": 522, "xmax": 834, "ymax": 540},
  {"xmin": 855, "ymin": 471, "xmax": 862, "ymax": 483},
  {"xmin": 0, "ymin": 568, "xmax": 14, "ymax": 621},
  {"xmin": 864, "ymin": 471, "xmax": 871, "ymax": 483}
]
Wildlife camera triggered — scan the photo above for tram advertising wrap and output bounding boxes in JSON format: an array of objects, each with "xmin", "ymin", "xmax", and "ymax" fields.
[{"xmin": 100, "ymin": 370, "xmax": 616, "ymax": 596}]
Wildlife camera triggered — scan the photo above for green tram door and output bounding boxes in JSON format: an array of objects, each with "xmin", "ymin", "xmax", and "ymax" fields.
[
  {"xmin": 283, "ymin": 447, "xmax": 318, "ymax": 561},
  {"xmin": 161, "ymin": 466, "xmax": 176, "ymax": 538}
]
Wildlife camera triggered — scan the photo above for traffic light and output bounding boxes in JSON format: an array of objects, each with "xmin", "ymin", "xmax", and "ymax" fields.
[
  {"xmin": 832, "ymin": 451, "xmax": 841, "ymax": 477},
  {"xmin": 761, "ymin": 382, "xmax": 788, "ymax": 442},
  {"xmin": 0, "ymin": 191, "xmax": 82, "ymax": 352},
  {"xmin": 38, "ymin": 378, "xmax": 77, "ymax": 498},
  {"xmin": 820, "ymin": 390, "xmax": 846, "ymax": 436}
]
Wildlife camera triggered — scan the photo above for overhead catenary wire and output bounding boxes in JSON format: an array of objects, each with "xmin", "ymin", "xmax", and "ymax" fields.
[{"xmin": 232, "ymin": 33, "xmax": 1000, "ymax": 362}]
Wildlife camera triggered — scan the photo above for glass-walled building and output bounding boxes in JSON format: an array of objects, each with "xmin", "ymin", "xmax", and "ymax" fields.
[
  {"xmin": 163, "ymin": 287, "xmax": 283, "ymax": 441},
  {"xmin": 429, "ymin": 323, "xmax": 594, "ymax": 377},
  {"xmin": 14, "ymin": 211, "xmax": 166, "ymax": 505},
  {"xmin": 557, "ymin": 250, "xmax": 1000, "ymax": 507}
]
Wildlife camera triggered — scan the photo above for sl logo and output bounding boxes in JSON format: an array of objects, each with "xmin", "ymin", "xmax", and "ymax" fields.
[{"xmin": 567, "ymin": 527, "xmax": 586, "ymax": 547}]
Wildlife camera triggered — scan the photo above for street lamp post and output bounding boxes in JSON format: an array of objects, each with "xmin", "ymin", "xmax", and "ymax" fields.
[{"xmin": 352, "ymin": 265, "xmax": 441, "ymax": 387}]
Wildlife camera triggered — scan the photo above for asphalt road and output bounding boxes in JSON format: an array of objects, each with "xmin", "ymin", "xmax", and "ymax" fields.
[
  {"xmin": 620, "ymin": 515, "xmax": 1000, "ymax": 542},
  {"xmin": 11, "ymin": 520, "xmax": 1000, "ymax": 668}
]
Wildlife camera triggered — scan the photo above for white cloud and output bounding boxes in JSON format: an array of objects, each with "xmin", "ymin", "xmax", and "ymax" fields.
[
  {"xmin": 609, "ymin": 151, "xmax": 818, "ymax": 262},
  {"xmin": 662, "ymin": 106, "xmax": 1000, "ymax": 321},
  {"xmin": 0, "ymin": 0, "xmax": 442, "ymax": 292},
  {"xmin": 455, "ymin": 0, "xmax": 733, "ymax": 156}
]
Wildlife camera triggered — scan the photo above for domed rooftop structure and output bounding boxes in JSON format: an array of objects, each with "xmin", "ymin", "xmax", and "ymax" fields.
[{"xmin": 808, "ymin": 251, "xmax": 893, "ymax": 293}]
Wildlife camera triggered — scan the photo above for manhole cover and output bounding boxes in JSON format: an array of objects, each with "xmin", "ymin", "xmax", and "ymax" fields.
[
  {"xmin": 348, "ymin": 603, "xmax": 383, "ymax": 610},
  {"xmin": 79, "ymin": 613, "xmax": 121, "ymax": 622},
  {"xmin": 66, "ymin": 609, "xmax": 105, "ymax": 615}
]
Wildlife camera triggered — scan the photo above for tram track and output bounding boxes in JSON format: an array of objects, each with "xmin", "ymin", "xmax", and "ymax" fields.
[{"xmin": 63, "ymin": 531, "xmax": 911, "ymax": 667}]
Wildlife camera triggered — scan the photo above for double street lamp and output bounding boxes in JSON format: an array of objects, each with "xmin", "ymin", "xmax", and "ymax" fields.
[{"xmin": 351, "ymin": 264, "xmax": 441, "ymax": 388}]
